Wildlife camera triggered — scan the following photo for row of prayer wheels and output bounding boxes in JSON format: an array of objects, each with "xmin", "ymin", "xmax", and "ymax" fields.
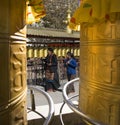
[{"xmin": 27, "ymin": 47, "xmax": 80, "ymax": 58}]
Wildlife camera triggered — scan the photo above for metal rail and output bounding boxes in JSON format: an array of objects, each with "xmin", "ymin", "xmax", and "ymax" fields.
[
  {"xmin": 28, "ymin": 86, "xmax": 55, "ymax": 125},
  {"xmin": 62, "ymin": 78, "xmax": 106, "ymax": 125},
  {"xmin": 60, "ymin": 94, "xmax": 79, "ymax": 125}
]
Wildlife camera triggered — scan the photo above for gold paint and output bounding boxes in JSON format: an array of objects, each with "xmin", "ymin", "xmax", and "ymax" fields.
[{"xmin": 79, "ymin": 19, "xmax": 120, "ymax": 125}]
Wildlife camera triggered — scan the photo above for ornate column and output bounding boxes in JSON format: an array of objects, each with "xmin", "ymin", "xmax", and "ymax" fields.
[
  {"xmin": 79, "ymin": 16, "xmax": 120, "ymax": 124},
  {"xmin": 0, "ymin": 0, "xmax": 27, "ymax": 125}
]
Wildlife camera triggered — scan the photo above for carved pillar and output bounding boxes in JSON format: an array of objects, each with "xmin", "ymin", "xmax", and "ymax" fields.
[
  {"xmin": 79, "ymin": 18, "xmax": 120, "ymax": 124},
  {"xmin": 0, "ymin": 0, "xmax": 27, "ymax": 125}
]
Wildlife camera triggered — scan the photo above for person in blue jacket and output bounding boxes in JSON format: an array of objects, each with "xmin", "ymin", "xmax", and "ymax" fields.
[{"xmin": 64, "ymin": 51, "xmax": 77, "ymax": 94}]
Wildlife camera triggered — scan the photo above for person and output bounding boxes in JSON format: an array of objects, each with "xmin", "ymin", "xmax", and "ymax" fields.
[
  {"xmin": 64, "ymin": 51, "xmax": 77, "ymax": 94},
  {"xmin": 44, "ymin": 47, "xmax": 60, "ymax": 92}
]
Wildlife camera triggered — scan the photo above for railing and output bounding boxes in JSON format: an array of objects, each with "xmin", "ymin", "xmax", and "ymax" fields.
[
  {"xmin": 59, "ymin": 94, "xmax": 79, "ymax": 125},
  {"xmin": 62, "ymin": 78, "xmax": 106, "ymax": 125},
  {"xmin": 28, "ymin": 86, "xmax": 55, "ymax": 125}
]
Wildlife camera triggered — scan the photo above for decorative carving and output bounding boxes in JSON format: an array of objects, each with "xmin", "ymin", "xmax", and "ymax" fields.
[
  {"xmin": 0, "ymin": 0, "xmax": 27, "ymax": 124},
  {"xmin": 81, "ymin": 47, "xmax": 120, "ymax": 85},
  {"xmin": 81, "ymin": 21, "xmax": 120, "ymax": 41},
  {"xmin": 11, "ymin": 99, "xmax": 27, "ymax": 125},
  {"xmin": 9, "ymin": 43, "xmax": 27, "ymax": 125},
  {"xmin": 80, "ymin": 83, "xmax": 120, "ymax": 124},
  {"xmin": 11, "ymin": 44, "xmax": 26, "ymax": 93}
]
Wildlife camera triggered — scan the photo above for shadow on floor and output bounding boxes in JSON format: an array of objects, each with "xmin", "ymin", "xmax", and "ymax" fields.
[{"xmin": 28, "ymin": 113, "xmax": 87, "ymax": 125}]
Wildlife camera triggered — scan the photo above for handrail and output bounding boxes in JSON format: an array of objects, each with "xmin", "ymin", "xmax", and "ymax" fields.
[
  {"xmin": 28, "ymin": 86, "xmax": 55, "ymax": 125},
  {"xmin": 62, "ymin": 78, "xmax": 106, "ymax": 125},
  {"xmin": 60, "ymin": 94, "xmax": 79, "ymax": 125}
]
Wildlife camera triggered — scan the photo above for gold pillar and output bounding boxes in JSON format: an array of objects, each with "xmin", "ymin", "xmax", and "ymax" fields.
[
  {"xmin": 79, "ymin": 18, "xmax": 120, "ymax": 124},
  {"xmin": 0, "ymin": 0, "xmax": 27, "ymax": 125}
]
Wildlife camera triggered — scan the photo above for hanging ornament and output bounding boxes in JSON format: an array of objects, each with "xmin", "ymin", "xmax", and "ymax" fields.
[{"xmin": 26, "ymin": 0, "xmax": 46, "ymax": 24}]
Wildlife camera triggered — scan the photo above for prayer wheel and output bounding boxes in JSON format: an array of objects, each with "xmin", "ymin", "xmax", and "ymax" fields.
[
  {"xmin": 54, "ymin": 48, "xmax": 58, "ymax": 56},
  {"xmin": 62, "ymin": 48, "xmax": 66, "ymax": 57},
  {"xmin": 58, "ymin": 48, "xmax": 62, "ymax": 57},
  {"xmin": 28, "ymin": 47, "xmax": 33, "ymax": 58},
  {"xmin": 27, "ymin": 46, "xmax": 30, "ymax": 58},
  {"xmin": 44, "ymin": 48, "xmax": 47, "ymax": 57},
  {"xmin": 66, "ymin": 47, "xmax": 70, "ymax": 54},
  {"xmin": 38, "ymin": 48, "xmax": 41, "ymax": 57},
  {"xmin": 38, "ymin": 48, "xmax": 44, "ymax": 57},
  {"xmin": 80, "ymin": 19, "xmax": 120, "ymax": 125},
  {"xmin": 77, "ymin": 48, "xmax": 80, "ymax": 57},
  {"xmin": 74, "ymin": 48, "xmax": 78, "ymax": 57},
  {"xmin": 0, "ymin": 0, "xmax": 27, "ymax": 124},
  {"xmin": 70, "ymin": 47, "xmax": 74, "ymax": 54},
  {"xmin": 33, "ymin": 47, "xmax": 38, "ymax": 57}
]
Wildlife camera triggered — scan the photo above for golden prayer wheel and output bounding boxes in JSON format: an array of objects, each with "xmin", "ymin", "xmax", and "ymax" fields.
[
  {"xmin": 44, "ymin": 48, "xmax": 47, "ymax": 57},
  {"xmin": 27, "ymin": 47, "xmax": 33, "ymax": 58},
  {"xmin": 0, "ymin": 0, "xmax": 27, "ymax": 124},
  {"xmin": 62, "ymin": 48, "xmax": 66, "ymax": 57},
  {"xmin": 66, "ymin": 47, "xmax": 70, "ymax": 54},
  {"xmin": 77, "ymin": 48, "xmax": 80, "ymax": 57},
  {"xmin": 38, "ymin": 48, "xmax": 44, "ymax": 57},
  {"xmin": 33, "ymin": 47, "xmax": 38, "ymax": 57},
  {"xmin": 70, "ymin": 47, "xmax": 74, "ymax": 54},
  {"xmin": 79, "ymin": 20, "xmax": 120, "ymax": 125},
  {"xmin": 54, "ymin": 48, "xmax": 58, "ymax": 56},
  {"xmin": 38, "ymin": 48, "xmax": 41, "ymax": 57},
  {"xmin": 58, "ymin": 48, "xmax": 62, "ymax": 57},
  {"xmin": 74, "ymin": 48, "xmax": 78, "ymax": 57},
  {"xmin": 27, "ymin": 46, "xmax": 30, "ymax": 58}
]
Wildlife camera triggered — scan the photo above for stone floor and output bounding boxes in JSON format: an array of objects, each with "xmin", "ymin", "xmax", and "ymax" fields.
[{"xmin": 27, "ymin": 78, "xmax": 87, "ymax": 125}]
